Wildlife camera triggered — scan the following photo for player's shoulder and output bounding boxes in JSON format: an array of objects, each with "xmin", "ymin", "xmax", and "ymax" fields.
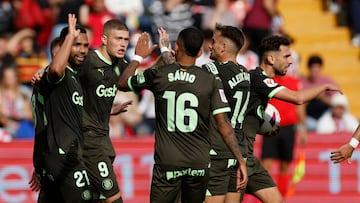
[
  {"xmin": 195, "ymin": 64, "xmax": 219, "ymax": 79},
  {"xmin": 249, "ymin": 67, "xmax": 268, "ymax": 79},
  {"xmin": 86, "ymin": 49, "xmax": 97, "ymax": 59},
  {"xmin": 202, "ymin": 61, "xmax": 221, "ymax": 75},
  {"xmin": 249, "ymin": 66, "xmax": 262, "ymax": 74},
  {"xmin": 84, "ymin": 49, "xmax": 103, "ymax": 66},
  {"xmin": 118, "ymin": 57, "xmax": 128, "ymax": 66}
]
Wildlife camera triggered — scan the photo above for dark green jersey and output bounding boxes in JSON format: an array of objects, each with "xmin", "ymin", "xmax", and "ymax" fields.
[
  {"xmin": 245, "ymin": 67, "xmax": 284, "ymax": 156},
  {"xmin": 246, "ymin": 67, "xmax": 284, "ymax": 119},
  {"xmin": 78, "ymin": 50, "xmax": 127, "ymax": 136},
  {"xmin": 32, "ymin": 66, "xmax": 84, "ymax": 172},
  {"xmin": 128, "ymin": 63, "xmax": 231, "ymax": 168},
  {"xmin": 203, "ymin": 61, "xmax": 250, "ymax": 159}
]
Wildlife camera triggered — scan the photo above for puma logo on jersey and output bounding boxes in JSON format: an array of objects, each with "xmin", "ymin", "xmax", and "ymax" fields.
[
  {"xmin": 97, "ymin": 69, "xmax": 104, "ymax": 76},
  {"xmin": 71, "ymin": 75, "xmax": 77, "ymax": 83}
]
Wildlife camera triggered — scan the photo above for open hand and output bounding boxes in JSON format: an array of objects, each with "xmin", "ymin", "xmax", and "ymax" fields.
[{"xmin": 135, "ymin": 32, "xmax": 157, "ymax": 59}]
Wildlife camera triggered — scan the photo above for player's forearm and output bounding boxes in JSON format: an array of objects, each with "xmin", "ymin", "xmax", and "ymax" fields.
[
  {"xmin": 221, "ymin": 129, "xmax": 244, "ymax": 162},
  {"xmin": 215, "ymin": 113, "xmax": 244, "ymax": 161},
  {"xmin": 117, "ymin": 60, "xmax": 140, "ymax": 91},
  {"xmin": 48, "ymin": 34, "xmax": 75, "ymax": 80},
  {"xmin": 349, "ymin": 125, "xmax": 360, "ymax": 148},
  {"xmin": 299, "ymin": 84, "xmax": 336, "ymax": 104},
  {"xmin": 161, "ymin": 51, "xmax": 175, "ymax": 65}
]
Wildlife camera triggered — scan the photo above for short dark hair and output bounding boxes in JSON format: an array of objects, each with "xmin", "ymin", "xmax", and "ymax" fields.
[
  {"xmin": 50, "ymin": 37, "xmax": 61, "ymax": 52},
  {"xmin": 202, "ymin": 29, "xmax": 214, "ymax": 40},
  {"xmin": 102, "ymin": 19, "xmax": 128, "ymax": 35},
  {"xmin": 177, "ymin": 27, "xmax": 204, "ymax": 57},
  {"xmin": 307, "ymin": 55, "xmax": 323, "ymax": 68},
  {"xmin": 215, "ymin": 23, "xmax": 245, "ymax": 52},
  {"xmin": 258, "ymin": 35, "xmax": 291, "ymax": 62},
  {"xmin": 59, "ymin": 25, "xmax": 87, "ymax": 44}
]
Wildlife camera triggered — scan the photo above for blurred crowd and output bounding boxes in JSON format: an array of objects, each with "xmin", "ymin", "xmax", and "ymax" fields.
[
  {"xmin": 323, "ymin": 0, "xmax": 360, "ymax": 47},
  {"xmin": 0, "ymin": 0, "xmax": 358, "ymax": 142}
]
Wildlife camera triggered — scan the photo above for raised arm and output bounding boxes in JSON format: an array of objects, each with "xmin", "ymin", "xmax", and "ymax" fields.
[
  {"xmin": 117, "ymin": 32, "xmax": 156, "ymax": 91},
  {"xmin": 158, "ymin": 27, "xmax": 175, "ymax": 65},
  {"xmin": 47, "ymin": 13, "xmax": 79, "ymax": 82}
]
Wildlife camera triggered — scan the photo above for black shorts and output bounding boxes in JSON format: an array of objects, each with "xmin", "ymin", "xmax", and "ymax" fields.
[
  {"xmin": 150, "ymin": 164, "xmax": 209, "ymax": 203},
  {"xmin": 83, "ymin": 130, "xmax": 119, "ymax": 199},
  {"xmin": 206, "ymin": 158, "xmax": 238, "ymax": 196},
  {"xmin": 38, "ymin": 151, "xmax": 92, "ymax": 203},
  {"xmin": 261, "ymin": 125, "xmax": 296, "ymax": 162},
  {"xmin": 240, "ymin": 155, "xmax": 276, "ymax": 199}
]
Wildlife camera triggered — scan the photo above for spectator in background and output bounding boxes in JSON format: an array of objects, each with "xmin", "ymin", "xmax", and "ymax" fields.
[
  {"xmin": 316, "ymin": 93, "xmax": 359, "ymax": 134},
  {"xmin": 350, "ymin": 0, "xmax": 360, "ymax": 47},
  {"xmin": 79, "ymin": 0, "xmax": 115, "ymax": 49},
  {"xmin": 193, "ymin": 0, "xmax": 239, "ymax": 30},
  {"xmin": 47, "ymin": 0, "xmax": 85, "ymax": 59},
  {"xmin": 10, "ymin": 0, "xmax": 53, "ymax": 49},
  {"xmin": 300, "ymin": 54, "xmax": 339, "ymax": 131},
  {"xmin": 228, "ymin": 0, "xmax": 251, "ymax": 28},
  {"xmin": 261, "ymin": 74, "xmax": 307, "ymax": 197},
  {"xmin": 242, "ymin": 0, "xmax": 277, "ymax": 56},
  {"xmin": 0, "ymin": 64, "xmax": 33, "ymax": 139},
  {"xmin": 0, "ymin": 0, "xmax": 14, "ymax": 34},
  {"xmin": 134, "ymin": 89, "xmax": 156, "ymax": 136},
  {"xmin": 7, "ymin": 29, "xmax": 48, "ymax": 86},
  {"xmin": 110, "ymin": 91, "xmax": 142, "ymax": 138},
  {"xmin": 149, "ymin": 0, "xmax": 195, "ymax": 49},
  {"xmin": 0, "ymin": 34, "xmax": 15, "ymax": 69},
  {"xmin": 104, "ymin": 0, "xmax": 144, "ymax": 32},
  {"xmin": 236, "ymin": 32, "xmax": 258, "ymax": 70}
]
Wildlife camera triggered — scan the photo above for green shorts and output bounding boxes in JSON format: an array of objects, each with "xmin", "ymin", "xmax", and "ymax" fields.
[
  {"xmin": 206, "ymin": 158, "xmax": 238, "ymax": 196},
  {"xmin": 240, "ymin": 155, "xmax": 276, "ymax": 199},
  {"xmin": 82, "ymin": 130, "xmax": 119, "ymax": 200},
  {"xmin": 151, "ymin": 164, "xmax": 209, "ymax": 203}
]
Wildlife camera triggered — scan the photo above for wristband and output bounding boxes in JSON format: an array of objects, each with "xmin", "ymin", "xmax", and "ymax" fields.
[
  {"xmin": 132, "ymin": 55, "xmax": 143, "ymax": 63},
  {"xmin": 349, "ymin": 137, "xmax": 359, "ymax": 148},
  {"xmin": 160, "ymin": 47, "xmax": 170, "ymax": 53}
]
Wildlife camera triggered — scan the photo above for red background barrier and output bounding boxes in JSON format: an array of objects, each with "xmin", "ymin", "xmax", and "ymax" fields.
[{"xmin": 0, "ymin": 133, "xmax": 359, "ymax": 203}]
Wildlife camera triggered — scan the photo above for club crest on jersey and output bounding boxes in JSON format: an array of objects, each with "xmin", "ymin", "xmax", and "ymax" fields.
[
  {"xmin": 102, "ymin": 179, "xmax": 113, "ymax": 190},
  {"xmin": 263, "ymin": 78, "xmax": 278, "ymax": 87}
]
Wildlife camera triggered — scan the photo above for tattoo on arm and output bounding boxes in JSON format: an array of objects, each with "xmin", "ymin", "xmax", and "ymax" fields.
[
  {"xmin": 160, "ymin": 38, "xmax": 170, "ymax": 48},
  {"xmin": 216, "ymin": 113, "xmax": 244, "ymax": 161},
  {"xmin": 223, "ymin": 130, "xmax": 244, "ymax": 160},
  {"xmin": 161, "ymin": 52, "xmax": 175, "ymax": 64}
]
